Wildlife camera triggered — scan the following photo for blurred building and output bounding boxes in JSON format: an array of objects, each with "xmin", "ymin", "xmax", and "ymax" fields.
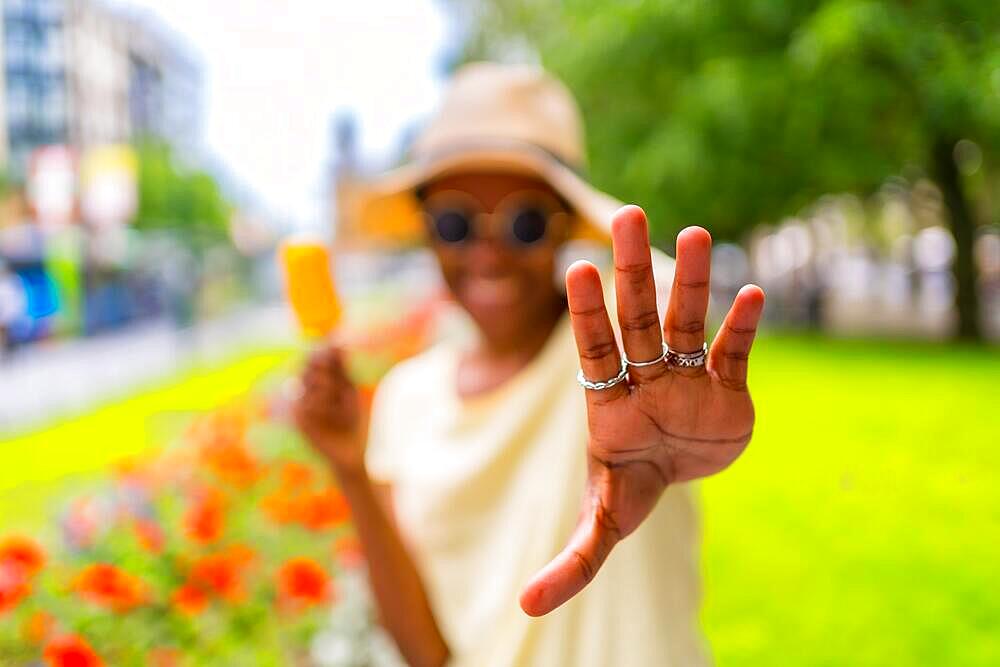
[
  {"xmin": 120, "ymin": 8, "xmax": 202, "ymax": 158},
  {"xmin": 64, "ymin": 0, "xmax": 130, "ymax": 151},
  {"xmin": 0, "ymin": 0, "xmax": 202, "ymax": 178},
  {"xmin": 0, "ymin": 0, "xmax": 206, "ymax": 349},
  {"xmin": 0, "ymin": 0, "xmax": 69, "ymax": 173}
]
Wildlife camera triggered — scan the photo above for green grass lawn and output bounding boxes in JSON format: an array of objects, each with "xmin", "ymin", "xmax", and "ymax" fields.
[
  {"xmin": 1, "ymin": 335, "xmax": 997, "ymax": 665},
  {"xmin": 701, "ymin": 335, "xmax": 1000, "ymax": 666}
]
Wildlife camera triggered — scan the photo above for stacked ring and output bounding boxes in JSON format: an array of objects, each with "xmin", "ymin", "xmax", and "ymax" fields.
[
  {"xmin": 576, "ymin": 358, "xmax": 628, "ymax": 391},
  {"xmin": 624, "ymin": 342, "xmax": 669, "ymax": 368},
  {"xmin": 577, "ymin": 342, "xmax": 709, "ymax": 391},
  {"xmin": 667, "ymin": 342, "xmax": 708, "ymax": 368}
]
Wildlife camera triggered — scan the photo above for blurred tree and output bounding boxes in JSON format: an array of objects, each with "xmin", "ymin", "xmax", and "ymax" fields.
[
  {"xmin": 135, "ymin": 141, "xmax": 231, "ymax": 250},
  {"xmin": 448, "ymin": 0, "xmax": 1000, "ymax": 339}
]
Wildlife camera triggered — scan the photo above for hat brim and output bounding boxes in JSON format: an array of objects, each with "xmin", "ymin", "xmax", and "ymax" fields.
[{"xmin": 340, "ymin": 146, "xmax": 622, "ymax": 247}]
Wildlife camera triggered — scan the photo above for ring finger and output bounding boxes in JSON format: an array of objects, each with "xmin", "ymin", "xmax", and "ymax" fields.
[{"xmin": 664, "ymin": 226, "xmax": 712, "ymax": 372}]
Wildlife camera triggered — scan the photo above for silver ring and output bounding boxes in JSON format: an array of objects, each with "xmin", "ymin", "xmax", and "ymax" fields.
[
  {"xmin": 667, "ymin": 342, "xmax": 708, "ymax": 368},
  {"xmin": 577, "ymin": 358, "xmax": 628, "ymax": 391},
  {"xmin": 624, "ymin": 342, "xmax": 669, "ymax": 368}
]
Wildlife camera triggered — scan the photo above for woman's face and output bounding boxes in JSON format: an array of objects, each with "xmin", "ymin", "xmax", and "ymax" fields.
[{"xmin": 421, "ymin": 170, "xmax": 572, "ymax": 350}]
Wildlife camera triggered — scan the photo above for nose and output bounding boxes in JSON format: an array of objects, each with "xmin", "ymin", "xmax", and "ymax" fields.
[{"xmin": 464, "ymin": 235, "xmax": 512, "ymax": 272}]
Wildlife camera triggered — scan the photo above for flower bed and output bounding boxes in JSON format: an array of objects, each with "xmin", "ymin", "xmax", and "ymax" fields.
[{"xmin": 0, "ymin": 401, "xmax": 364, "ymax": 665}]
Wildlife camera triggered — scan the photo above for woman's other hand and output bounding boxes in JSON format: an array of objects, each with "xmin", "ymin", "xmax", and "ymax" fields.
[
  {"xmin": 293, "ymin": 345, "xmax": 367, "ymax": 477},
  {"xmin": 520, "ymin": 205, "xmax": 765, "ymax": 616}
]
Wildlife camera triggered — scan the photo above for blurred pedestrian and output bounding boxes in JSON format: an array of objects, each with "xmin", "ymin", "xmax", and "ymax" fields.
[
  {"xmin": 295, "ymin": 63, "xmax": 765, "ymax": 667},
  {"xmin": 0, "ymin": 260, "xmax": 27, "ymax": 359}
]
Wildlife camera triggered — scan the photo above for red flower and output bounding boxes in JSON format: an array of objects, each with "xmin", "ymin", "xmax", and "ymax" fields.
[
  {"xmin": 184, "ymin": 488, "xmax": 226, "ymax": 544},
  {"xmin": 0, "ymin": 536, "xmax": 46, "ymax": 577},
  {"xmin": 185, "ymin": 544, "xmax": 255, "ymax": 603},
  {"xmin": 73, "ymin": 563, "xmax": 147, "ymax": 612},
  {"xmin": 0, "ymin": 561, "xmax": 30, "ymax": 614},
  {"xmin": 171, "ymin": 583, "xmax": 209, "ymax": 615},
  {"xmin": 43, "ymin": 634, "xmax": 104, "ymax": 667},
  {"xmin": 276, "ymin": 557, "xmax": 330, "ymax": 607}
]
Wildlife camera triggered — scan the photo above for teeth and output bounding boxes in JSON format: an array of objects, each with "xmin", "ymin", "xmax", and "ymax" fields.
[{"xmin": 467, "ymin": 276, "xmax": 519, "ymax": 303}]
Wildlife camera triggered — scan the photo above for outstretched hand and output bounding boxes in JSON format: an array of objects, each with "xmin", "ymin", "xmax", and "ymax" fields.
[{"xmin": 519, "ymin": 205, "xmax": 765, "ymax": 616}]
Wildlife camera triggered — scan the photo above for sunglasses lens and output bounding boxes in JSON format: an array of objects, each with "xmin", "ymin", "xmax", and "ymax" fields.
[
  {"xmin": 511, "ymin": 207, "xmax": 548, "ymax": 245},
  {"xmin": 433, "ymin": 210, "xmax": 471, "ymax": 243}
]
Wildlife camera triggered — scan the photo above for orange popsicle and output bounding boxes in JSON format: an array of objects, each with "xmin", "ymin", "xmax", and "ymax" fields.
[{"xmin": 280, "ymin": 238, "xmax": 342, "ymax": 337}]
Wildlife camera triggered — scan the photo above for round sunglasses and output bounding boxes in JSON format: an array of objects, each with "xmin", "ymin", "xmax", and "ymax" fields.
[{"xmin": 421, "ymin": 190, "xmax": 571, "ymax": 248}]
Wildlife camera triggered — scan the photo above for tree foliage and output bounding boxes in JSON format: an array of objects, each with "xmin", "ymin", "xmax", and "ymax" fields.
[
  {"xmin": 449, "ymin": 0, "xmax": 1000, "ymax": 337},
  {"xmin": 135, "ymin": 141, "xmax": 231, "ymax": 248}
]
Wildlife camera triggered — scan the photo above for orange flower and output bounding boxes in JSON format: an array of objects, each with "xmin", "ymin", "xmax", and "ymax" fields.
[
  {"xmin": 186, "ymin": 408, "xmax": 249, "ymax": 446},
  {"xmin": 187, "ymin": 544, "xmax": 255, "ymax": 602},
  {"xmin": 22, "ymin": 610, "xmax": 55, "ymax": 644},
  {"xmin": 276, "ymin": 557, "xmax": 330, "ymax": 607},
  {"xmin": 184, "ymin": 489, "xmax": 226, "ymax": 544},
  {"xmin": 0, "ymin": 536, "xmax": 46, "ymax": 577},
  {"xmin": 171, "ymin": 583, "xmax": 208, "ymax": 615},
  {"xmin": 73, "ymin": 564, "xmax": 147, "ymax": 612},
  {"xmin": 260, "ymin": 490, "xmax": 296, "ymax": 525},
  {"xmin": 133, "ymin": 519, "xmax": 164, "ymax": 553},
  {"xmin": 278, "ymin": 461, "xmax": 315, "ymax": 489},
  {"xmin": 199, "ymin": 438, "xmax": 260, "ymax": 487},
  {"xmin": 187, "ymin": 409, "xmax": 261, "ymax": 486},
  {"xmin": 0, "ymin": 561, "xmax": 30, "ymax": 614},
  {"xmin": 262, "ymin": 486, "xmax": 350, "ymax": 531},
  {"xmin": 44, "ymin": 634, "xmax": 104, "ymax": 667},
  {"xmin": 299, "ymin": 488, "xmax": 351, "ymax": 531}
]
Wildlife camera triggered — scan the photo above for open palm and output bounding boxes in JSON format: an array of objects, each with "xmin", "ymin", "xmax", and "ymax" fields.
[{"xmin": 520, "ymin": 205, "xmax": 765, "ymax": 616}]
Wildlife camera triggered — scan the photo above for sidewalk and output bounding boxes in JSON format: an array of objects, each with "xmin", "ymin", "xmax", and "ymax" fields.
[{"xmin": 0, "ymin": 304, "xmax": 295, "ymax": 435}]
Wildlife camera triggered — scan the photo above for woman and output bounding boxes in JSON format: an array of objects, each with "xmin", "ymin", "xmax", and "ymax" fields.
[{"xmin": 295, "ymin": 63, "xmax": 764, "ymax": 667}]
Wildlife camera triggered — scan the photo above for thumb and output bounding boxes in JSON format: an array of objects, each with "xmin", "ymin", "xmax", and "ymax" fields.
[{"xmin": 519, "ymin": 502, "xmax": 619, "ymax": 617}]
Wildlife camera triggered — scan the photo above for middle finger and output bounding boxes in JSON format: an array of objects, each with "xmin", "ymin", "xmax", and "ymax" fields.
[{"xmin": 611, "ymin": 206, "xmax": 665, "ymax": 381}]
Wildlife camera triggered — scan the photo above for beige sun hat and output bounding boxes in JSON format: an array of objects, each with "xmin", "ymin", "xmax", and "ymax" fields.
[{"xmin": 344, "ymin": 62, "xmax": 623, "ymax": 245}]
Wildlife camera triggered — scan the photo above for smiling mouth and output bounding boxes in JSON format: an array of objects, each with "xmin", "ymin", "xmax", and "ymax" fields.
[{"xmin": 463, "ymin": 274, "xmax": 522, "ymax": 308}]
